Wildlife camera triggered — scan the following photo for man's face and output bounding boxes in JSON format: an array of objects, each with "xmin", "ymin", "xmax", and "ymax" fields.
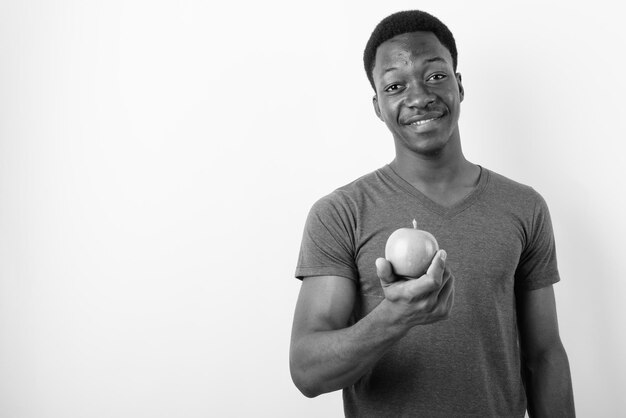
[{"xmin": 372, "ymin": 31, "xmax": 464, "ymax": 157}]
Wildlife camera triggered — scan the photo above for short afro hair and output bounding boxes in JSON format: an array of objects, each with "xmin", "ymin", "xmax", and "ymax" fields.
[{"xmin": 363, "ymin": 10, "xmax": 458, "ymax": 91}]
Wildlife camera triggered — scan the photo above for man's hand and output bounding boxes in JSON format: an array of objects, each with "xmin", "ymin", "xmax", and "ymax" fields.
[
  {"xmin": 375, "ymin": 249, "xmax": 454, "ymax": 327},
  {"xmin": 290, "ymin": 250, "xmax": 454, "ymax": 397}
]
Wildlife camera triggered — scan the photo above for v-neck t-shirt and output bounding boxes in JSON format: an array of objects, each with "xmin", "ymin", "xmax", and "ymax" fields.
[{"xmin": 295, "ymin": 165, "xmax": 560, "ymax": 417}]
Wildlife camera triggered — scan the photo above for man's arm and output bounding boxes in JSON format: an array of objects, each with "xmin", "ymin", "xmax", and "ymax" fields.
[
  {"xmin": 289, "ymin": 251, "xmax": 454, "ymax": 398},
  {"xmin": 516, "ymin": 285, "xmax": 575, "ymax": 417}
]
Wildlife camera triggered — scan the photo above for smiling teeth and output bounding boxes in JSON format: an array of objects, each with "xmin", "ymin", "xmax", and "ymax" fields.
[{"xmin": 411, "ymin": 118, "xmax": 437, "ymax": 126}]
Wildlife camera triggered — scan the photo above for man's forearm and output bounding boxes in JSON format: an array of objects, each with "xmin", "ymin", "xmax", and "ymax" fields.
[
  {"xmin": 290, "ymin": 299, "xmax": 409, "ymax": 398},
  {"xmin": 524, "ymin": 343, "xmax": 575, "ymax": 417}
]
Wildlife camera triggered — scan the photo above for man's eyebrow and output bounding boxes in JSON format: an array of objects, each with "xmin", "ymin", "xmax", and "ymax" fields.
[
  {"xmin": 382, "ymin": 56, "xmax": 448, "ymax": 75},
  {"xmin": 424, "ymin": 56, "xmax": 447, "ymax": 64}
]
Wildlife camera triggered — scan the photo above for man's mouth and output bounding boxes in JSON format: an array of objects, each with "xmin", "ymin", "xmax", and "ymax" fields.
[
  {"xmin": 410, "ymin": 116, "xmax": 441, "ymax": 126},
  {"xmin": 403, "ymin": 112, "xmax": 446, "ymax": 127}
]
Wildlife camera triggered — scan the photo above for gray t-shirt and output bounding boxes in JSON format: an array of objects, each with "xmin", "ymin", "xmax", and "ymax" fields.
[{"xmin": 295, "ymin": 165, "xmax": 560, "ymax": 418}]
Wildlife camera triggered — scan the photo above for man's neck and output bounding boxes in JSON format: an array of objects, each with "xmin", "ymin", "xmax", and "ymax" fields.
[
  {"xmin": 390, "ymin": 154, "xmax": 475, "ymax": 186},
  {"xmin": 390, "ymin": 140, "xmax": 481, "ymax": 207}
]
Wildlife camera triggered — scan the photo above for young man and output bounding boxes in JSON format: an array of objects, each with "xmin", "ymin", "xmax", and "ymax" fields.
[{"xmin": 290, "ymin": 10, "xmax": 575, "ymax": 418}]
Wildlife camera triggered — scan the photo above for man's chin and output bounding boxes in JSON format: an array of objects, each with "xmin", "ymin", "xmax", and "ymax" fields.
[
  {"xmin": 409, "ymin": 142, "xmax": 447, "ymax": 159},
  {"xmin": 397, "ymin": 136, "xmax": 448, "ymax": 159},
  {"xmin": 418, "ymin": 146, "xmax": 445, "ymax": 158}
]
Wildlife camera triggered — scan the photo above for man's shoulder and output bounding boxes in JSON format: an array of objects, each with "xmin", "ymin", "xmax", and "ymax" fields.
[
  {"xmin": 313, "ymin": 166, "xmax": 388, "ymax": 209},
  {"xmin": 336, "ymin": 167, "xmax": 388, "ymax": 194},
  {"xmin": 484, "ymin": 167, "xmax": 545, "ymax": 203}
]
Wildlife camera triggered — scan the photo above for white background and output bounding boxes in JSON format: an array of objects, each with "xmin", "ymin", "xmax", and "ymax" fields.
[{"xmin": 1, "ymin": 0, "xmax": 624, "ymax": 417}]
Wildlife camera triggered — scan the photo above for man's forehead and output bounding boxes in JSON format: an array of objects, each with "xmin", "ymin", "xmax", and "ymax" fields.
[{"xmin": 375, "ymin": 31, "xmax": 451, "ymax": 66}]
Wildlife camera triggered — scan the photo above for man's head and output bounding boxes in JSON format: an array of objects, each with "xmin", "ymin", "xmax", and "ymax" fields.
[
  {"xmin": 363, "ymin": 10, "xmax": 457, "ymax": 92},
  {"xmin": 364, "ymin": 11, "xmax": 464, "ymax": 158}
]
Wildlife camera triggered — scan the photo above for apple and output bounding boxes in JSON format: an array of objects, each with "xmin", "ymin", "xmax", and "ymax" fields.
[{"xmin": 385, "ymin": 219, "xmax": 439, "ymax": 278}]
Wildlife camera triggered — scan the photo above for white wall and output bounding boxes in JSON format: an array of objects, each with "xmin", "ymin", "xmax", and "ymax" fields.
[{"xmin": 1, "ymin": 0, "xmax": 624, "ymax": 417}]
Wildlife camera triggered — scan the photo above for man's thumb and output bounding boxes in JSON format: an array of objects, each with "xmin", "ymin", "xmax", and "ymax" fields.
[
  {"xmin": 376, "ymin": 257, "xmax": 395, "ymax": 284},
  {"xmin": 426, "ymin": 249, "xmax": 447, "ymax": 278}
]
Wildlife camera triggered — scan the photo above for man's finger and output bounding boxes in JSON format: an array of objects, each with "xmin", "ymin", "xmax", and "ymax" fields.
[
  {"xmin": 376, "ymin": 257, "xmax": 395, "ymax": 284},
  {"xmin": 438, "ymin": 272, "xmax": 455, "ymax": 314},
  {"xmin": 425, "ymin": 249, "xmax": 447, "ymax": 284},
  {"xmin": 437, "ymin": 270, "xmax": 454, "ymax": 302}
]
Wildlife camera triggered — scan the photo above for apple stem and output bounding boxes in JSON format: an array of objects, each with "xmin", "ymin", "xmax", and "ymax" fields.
[{"xmin": 412, "ymin": 219, "xmax": 417, "ymax": 229}]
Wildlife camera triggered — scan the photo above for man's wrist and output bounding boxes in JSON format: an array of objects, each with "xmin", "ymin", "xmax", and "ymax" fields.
[{"xmin": 374, "ymin": 298, "xmax": 413, "ymax": 337}]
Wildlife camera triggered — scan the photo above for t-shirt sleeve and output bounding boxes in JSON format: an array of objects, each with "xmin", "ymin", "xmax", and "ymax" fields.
[
  {"xmin": 295, "ymin": 192, "xmax": 358, "ymax": 281},
  {"xmin": 514, "ymin": 191, "xmax": 561, "ymax": 291}
]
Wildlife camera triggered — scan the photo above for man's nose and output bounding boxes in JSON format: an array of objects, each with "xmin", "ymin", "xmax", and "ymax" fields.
[{"xmin": 404, "ymin": 83, "xmax": 436, "ymax": 108}]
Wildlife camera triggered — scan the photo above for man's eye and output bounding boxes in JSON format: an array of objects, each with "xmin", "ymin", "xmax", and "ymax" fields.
[
  {"xmin": 428, "ymin": 73, "xmax": 447, "ymax": 82},
  {"xmin": 385, "ymin": 84, "xmax": 401, "ymax": 92}
]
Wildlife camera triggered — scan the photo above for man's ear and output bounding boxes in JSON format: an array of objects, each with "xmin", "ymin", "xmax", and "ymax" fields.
[
  {"xmin": 373, "ymin": 95, "xmax": 384, "ymax": 121},
  {"xmin": 456, "ymin": 73, "xmax": 464, "ymax": 102}
]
